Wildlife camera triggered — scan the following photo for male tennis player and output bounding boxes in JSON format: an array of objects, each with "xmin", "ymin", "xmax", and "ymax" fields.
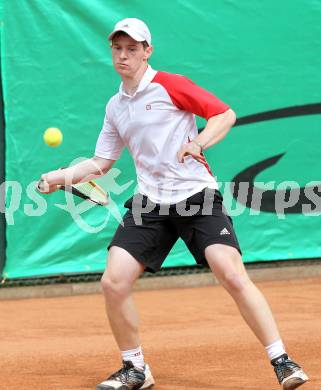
[{"xmin": 38, "ymin": 18, "xmax": 308, "ymax": 390}]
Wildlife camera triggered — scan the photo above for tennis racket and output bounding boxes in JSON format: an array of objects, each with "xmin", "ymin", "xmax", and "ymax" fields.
[
  {"xmin": 60, "ymin": 181, "xmax": 108, "ymax": 206},
  {"xmin": 37, "ymin": 179, "xmax": 109, "ymax": 206}
]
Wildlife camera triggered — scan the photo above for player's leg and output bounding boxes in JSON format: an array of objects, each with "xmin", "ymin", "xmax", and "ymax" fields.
[
  {"xmin": 101, "ymin": 245, "xmax": 144, "ymax": 350},
  {"xmin": 98, "ymin": 245, "xmax": 155, "ymax": 390},
  {"xmin": 97, "ymin": 207, "xmax": 177, "ymax": 390},
  {"xmin": 205, "ymin": 244, "xmax": 308, "ymax": 389},
  {"xmin": 176, "ymin": 189, "xmax": 308, "ymax": 389},
  {"xmin": 206, "ymin": 244, "xmax": 280, "ymax": 345}
]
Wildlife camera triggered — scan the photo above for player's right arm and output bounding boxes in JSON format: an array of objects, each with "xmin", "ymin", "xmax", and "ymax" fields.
[{"xmin": 37, "ymin": 157, "xmax": 115, "ymax": 194}]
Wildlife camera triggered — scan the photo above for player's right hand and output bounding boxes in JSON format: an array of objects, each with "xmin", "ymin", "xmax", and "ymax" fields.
[{"xmin": 36, "ymin": 174, "xmax": 59, "ymax": 194}]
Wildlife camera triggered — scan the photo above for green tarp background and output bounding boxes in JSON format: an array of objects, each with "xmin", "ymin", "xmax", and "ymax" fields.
[
  {"xmin": 1, "ymin": 0, "xmax": 321, "ymax": 279},
  {"xmin": 0, "ymin": 0, "xmax": 5, "ymax": 276}
]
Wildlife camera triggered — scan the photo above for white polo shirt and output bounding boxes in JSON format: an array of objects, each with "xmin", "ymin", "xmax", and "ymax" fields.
[{"xmin": 95, "ymin": 65, "xmax": 230, "ymax": 204}]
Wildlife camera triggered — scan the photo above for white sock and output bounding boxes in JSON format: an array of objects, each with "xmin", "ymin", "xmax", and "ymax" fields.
[
  {"xmin": 121, "ymin": 345, "xmax": 145, "ymax": 370},
  {"xmin": 265, "ymin": 339, "xmax": 286, "ymax": 361}
]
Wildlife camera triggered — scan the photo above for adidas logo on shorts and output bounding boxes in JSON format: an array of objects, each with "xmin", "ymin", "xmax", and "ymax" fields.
[{"xmin": 220, "ymin": 228, "xmax": 230, "ymax": 235}]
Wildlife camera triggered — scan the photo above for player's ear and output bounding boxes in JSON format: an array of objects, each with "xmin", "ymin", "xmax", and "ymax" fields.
[{"xmin": 144, "ymin": 45, "xmax": 153, "ymax": 60}]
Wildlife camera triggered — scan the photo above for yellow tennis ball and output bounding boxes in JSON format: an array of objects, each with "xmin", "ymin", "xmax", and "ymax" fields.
[{"xmin": 43, "ymin": 127, "xmax": 63, "ymax": 147}]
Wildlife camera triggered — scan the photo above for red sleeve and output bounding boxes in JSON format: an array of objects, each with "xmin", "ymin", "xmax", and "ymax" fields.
[{"xmin": 152, "ymin": 71, "xmax": 230, "ymax": 120}]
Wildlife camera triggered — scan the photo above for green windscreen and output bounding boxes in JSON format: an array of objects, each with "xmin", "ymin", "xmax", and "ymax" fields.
[
  {"xmin": 1, "ymin": 0, "xmax": 321, "ymax": 278},
  {"xmin": 0, "ymin": 0, "xmax": 5, "ymax": 276}
]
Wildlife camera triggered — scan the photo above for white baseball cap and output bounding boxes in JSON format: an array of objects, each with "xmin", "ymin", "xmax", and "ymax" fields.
[{"xmin": 108, "ymin": 18, "xmax": 152, "ymax": 46}]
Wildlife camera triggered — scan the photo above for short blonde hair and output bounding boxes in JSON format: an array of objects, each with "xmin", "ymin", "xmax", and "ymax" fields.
[{"xmin": 111, "ymin": 31, "xmax": 149, "ymax": 49}]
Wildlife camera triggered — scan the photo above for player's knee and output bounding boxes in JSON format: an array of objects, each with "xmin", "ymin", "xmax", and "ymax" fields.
[
  {"xmin": 221, "ymin": 271, "xmax": 249, "ymax": 293},
  {"xmin": 101, "ymin": 275, "xmax": 130, "ymax": 300}
]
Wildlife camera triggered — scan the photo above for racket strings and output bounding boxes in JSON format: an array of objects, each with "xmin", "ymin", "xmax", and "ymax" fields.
[{"xmin": 74, "ymin": 182, "xmax": 108, "ymax": 204}]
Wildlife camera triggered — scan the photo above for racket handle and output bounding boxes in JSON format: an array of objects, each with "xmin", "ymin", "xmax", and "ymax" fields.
[{"xmin": 37, "ymin": 179, "xmax": 60, "ymax": 194}]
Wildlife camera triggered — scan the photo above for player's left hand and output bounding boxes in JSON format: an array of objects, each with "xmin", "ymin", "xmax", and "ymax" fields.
[{"xmin": 177, "ymin": 142, "xmax": 206, "ymax": 163}]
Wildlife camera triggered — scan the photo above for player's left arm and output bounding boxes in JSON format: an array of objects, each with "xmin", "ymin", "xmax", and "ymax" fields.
[
  {"xmin": 152, "ymin": 72, "xmax": 236, "ymax": 163},
  {"xmin": 177, "ymin": 108, "xmax": 236, "ymax": 163}
]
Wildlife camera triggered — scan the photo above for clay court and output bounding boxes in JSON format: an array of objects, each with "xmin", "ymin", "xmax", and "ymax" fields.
[{"xmin": 1, "ymin": 276, "xmax": 320, "ymax": 390}]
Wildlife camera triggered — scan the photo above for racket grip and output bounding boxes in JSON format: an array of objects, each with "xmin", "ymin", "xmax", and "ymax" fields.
[{"xmin": 36, "ymin": 179, "xmax": 60, "ymax": 194}]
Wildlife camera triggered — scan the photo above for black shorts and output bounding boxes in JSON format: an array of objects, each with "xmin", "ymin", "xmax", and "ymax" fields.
[{"xmin": 108, "ymin": 188, "xmax": 241, "ymax": 273}]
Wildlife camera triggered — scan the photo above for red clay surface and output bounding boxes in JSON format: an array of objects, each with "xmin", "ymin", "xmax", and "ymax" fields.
[{"xmin": 1, "ymin": 277, "xmax": 320, "ymax": 389}]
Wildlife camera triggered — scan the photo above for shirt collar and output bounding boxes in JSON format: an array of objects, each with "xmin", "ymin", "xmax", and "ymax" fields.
[{"xmin": 119, "ymin": 65, "xmax": 157, "ymax": 98}]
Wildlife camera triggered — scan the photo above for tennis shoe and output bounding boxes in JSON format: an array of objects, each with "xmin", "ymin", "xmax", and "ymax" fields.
[
  {"xmin": 97, "ymin": 360, "xmax": 155, "ymax": 390},
  {"xmin": 271, "ymin": 354, "xmax": 308, "ymax": 389}
]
